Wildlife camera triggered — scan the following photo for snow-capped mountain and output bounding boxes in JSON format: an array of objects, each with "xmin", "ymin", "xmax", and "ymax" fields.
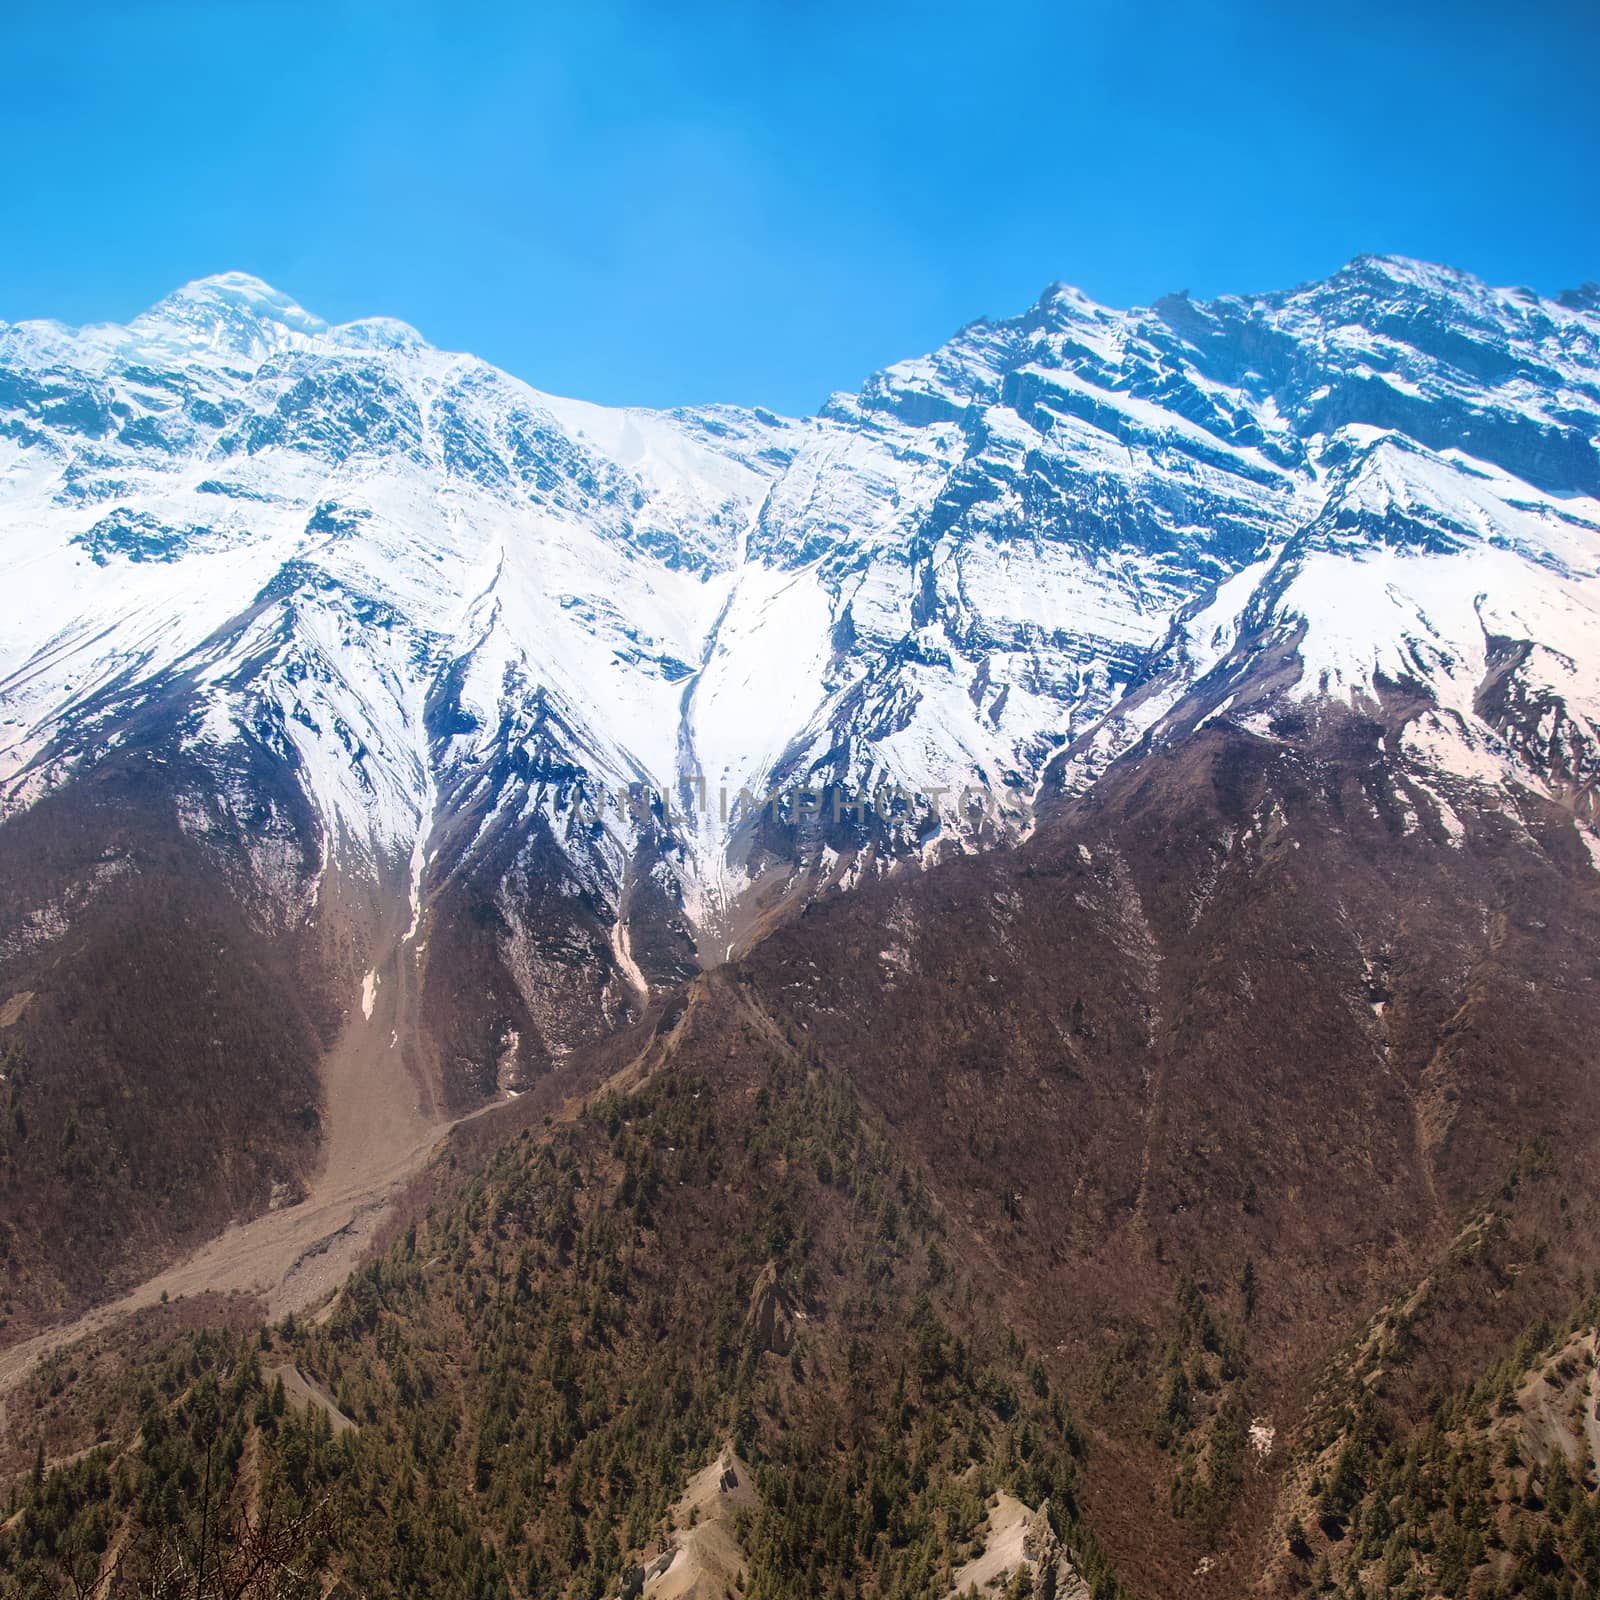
[{"xmin": 2, "ymin": 258, "xmax": 1598, "ymax": 1083}]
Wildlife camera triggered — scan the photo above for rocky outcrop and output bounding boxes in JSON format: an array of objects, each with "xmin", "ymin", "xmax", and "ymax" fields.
[
  {"xmin": 612, "ymin": 1445, "xmax": 757, "ymax": 1600},
  {"xmin": 745, "ymin": 1261, "xmax": 799, "ymax": 1356},
  {"xmin": 1023, "ymin": 1500, "xmax": 1060, "ymax": 1600},
  {"xmin": 945, "ymin": 1494, "xmax": 1087, "ymax": 1600}
]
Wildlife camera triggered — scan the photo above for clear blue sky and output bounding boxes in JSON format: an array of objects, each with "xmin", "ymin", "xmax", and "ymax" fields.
[{"xmin": 4, "ymin": 0, "xmax": 1596, "ymax": 413}]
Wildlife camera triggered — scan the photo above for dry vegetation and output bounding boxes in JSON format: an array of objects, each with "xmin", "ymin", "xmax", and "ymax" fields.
[{"xmin": 4, "ymin": 719, "xmax": 1600, "ymax": 1595}]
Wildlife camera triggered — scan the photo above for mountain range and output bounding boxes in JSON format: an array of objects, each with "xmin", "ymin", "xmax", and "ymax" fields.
[{"xmin": 1, "ymin": 257, "xmax": 1599, "ymax": 1598}]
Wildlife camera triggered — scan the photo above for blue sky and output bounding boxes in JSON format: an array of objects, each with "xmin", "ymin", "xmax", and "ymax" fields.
[{"xmin": 3, "ymin": 0, "xmax": 1596, "ymax": 413}]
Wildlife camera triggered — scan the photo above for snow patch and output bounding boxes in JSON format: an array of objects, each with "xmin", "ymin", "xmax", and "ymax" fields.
[
  {"xmin": 1578, "ymin": 825, "xmax": 1600, "ymax": 876},
  {"xmin": 609, "ymin": 918, "xmax": 648, "ymax": 1000}
]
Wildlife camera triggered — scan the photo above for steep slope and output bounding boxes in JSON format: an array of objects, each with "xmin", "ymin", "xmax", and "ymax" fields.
[
  {"xmin": 1266, "ymin": 1283, "xmax": 1600, "ymax": 1598},
  {"xmin": 723, "ymin": 714, "xmax": 1600, "ymax": 1594},
  {"xmin": 3, "ymin": 705, "xmax": 1598, "ymax": 1596},
  {"xmin": 0, "ymin": 1003, "xmax": 1126, "ymax": 1600}
]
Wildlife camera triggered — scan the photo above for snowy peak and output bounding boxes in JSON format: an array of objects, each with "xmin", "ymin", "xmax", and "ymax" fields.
[
  {"xmin": 132, "ymin": 271, "xmax": 432, "ymax": 361},
  {"xmin": 1, "ymin": 272, "xmax": 435, "ymax": 372},
  {"xmin": 129, "ymin": 271, "xmax": 333, "ymax": 357}
]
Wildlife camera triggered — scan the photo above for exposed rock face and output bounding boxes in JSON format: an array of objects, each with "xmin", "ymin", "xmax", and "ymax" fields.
[
  {"xmin": 1024, "ymin": 1500, "xmax": 1060, "ymax": 1599},
  {"xmin": 1021, "ymin": 1498, "xmax": 1055, "ymax": 1562},
  {"xmin": 745, "ymin": 1261, "xmax": 798, "ymax": 1356}
]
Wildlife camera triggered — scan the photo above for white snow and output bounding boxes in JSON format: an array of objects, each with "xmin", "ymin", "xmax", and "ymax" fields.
[{"xmin": 1578, "ymin": 825, "xmax": 1600, "ymax": 875}]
